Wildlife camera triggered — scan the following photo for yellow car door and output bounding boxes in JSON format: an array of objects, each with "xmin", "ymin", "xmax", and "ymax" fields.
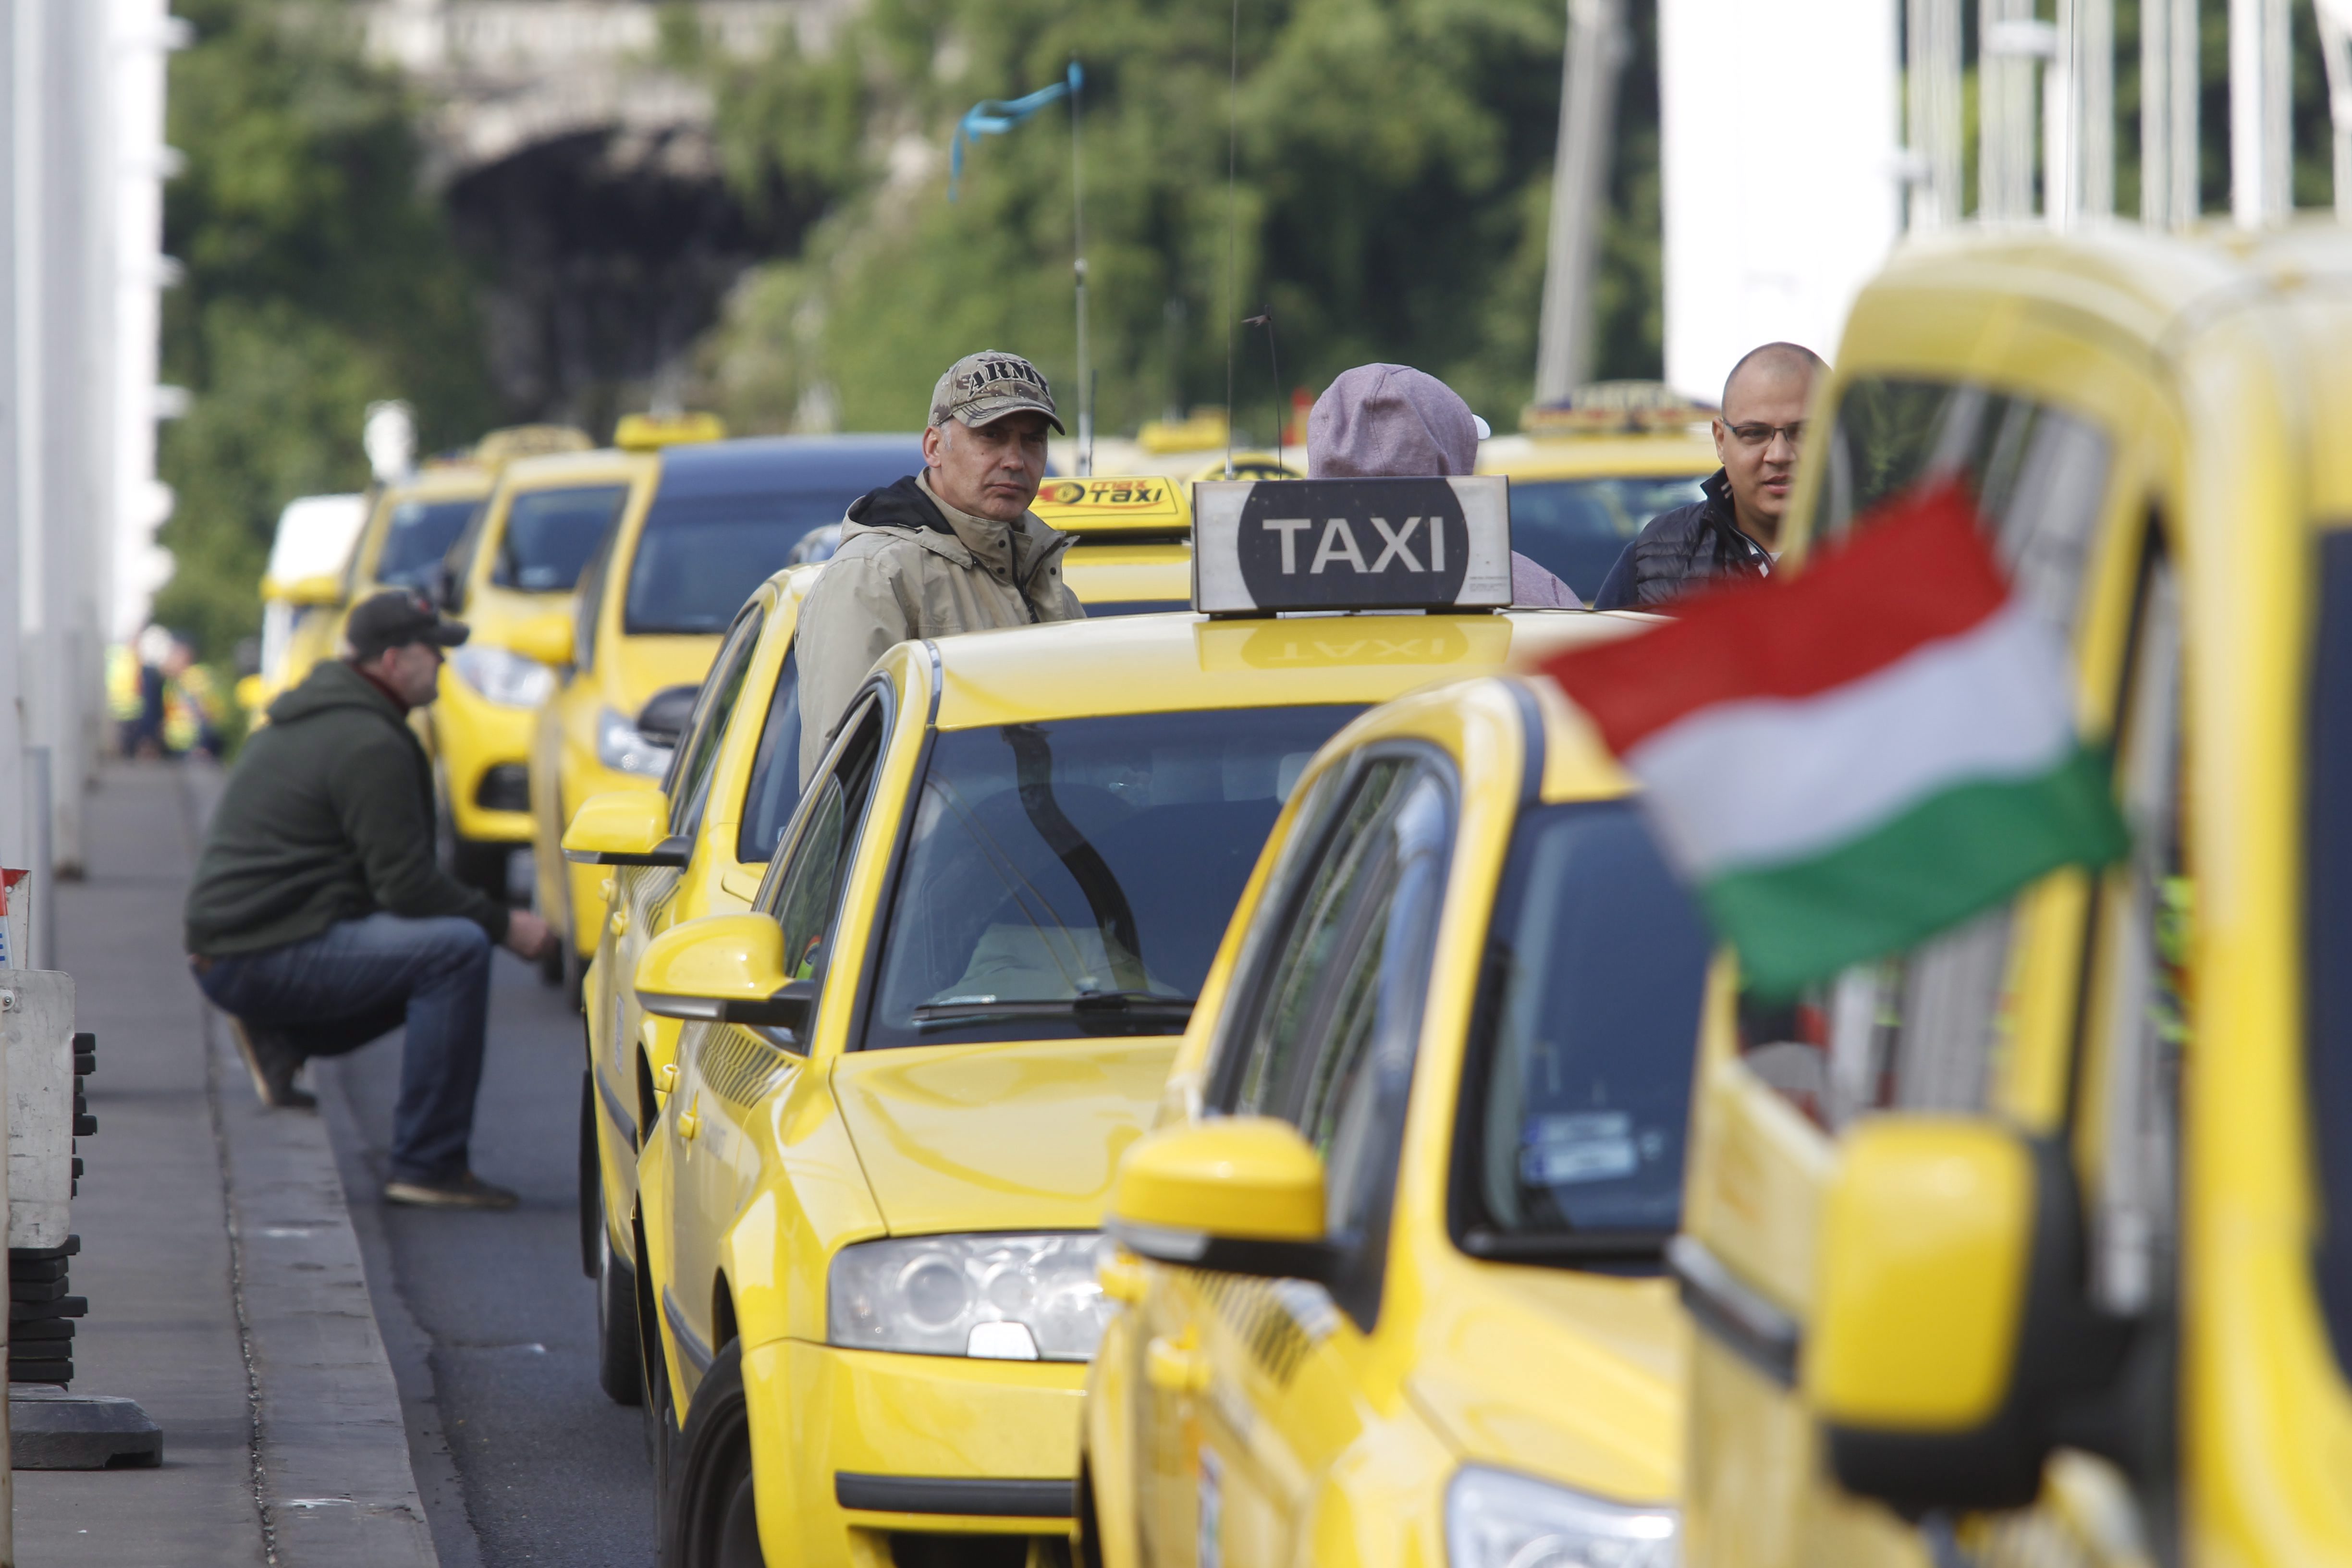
[
  {"xmin": 1675, "ymin": 365, "xmax": 2151, "ymax": 1566},
  {"xmin": 1139, "ymin": 753, "xmax": 1456, "ymax": 1568},
  {"xmin": 660, "ymin": 688, "xmax": 894, "ymax": 1402}
]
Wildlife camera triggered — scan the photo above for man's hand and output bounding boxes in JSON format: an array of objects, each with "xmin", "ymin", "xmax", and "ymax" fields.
[{"xmin": 503, "ymin": 909, "xmax": 554, "ymax": 962}]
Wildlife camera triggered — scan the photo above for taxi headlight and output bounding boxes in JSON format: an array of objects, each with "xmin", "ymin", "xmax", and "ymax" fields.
[
  {"xmin": 450, "ymin": 645, "xmax": 555, "ymax": 709},
  {"xmin": 828, "ymin": 1233, "xmax": 1111, "ymax": 1362},
  {"xmin": 596, "ymin": 706, "xmax": 674, "ymax": 778},
  {"xmin": 1445, "ymin": 1467, "xmax": 1678, "ymax": 1568}
]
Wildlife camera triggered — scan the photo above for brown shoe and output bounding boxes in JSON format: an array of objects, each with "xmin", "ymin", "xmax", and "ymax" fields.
[
  {"xmin": 224, "ymin": 1016, "xmax": 315, "ymax": 1110},
  {"xmin": 384, "ymin": 1172, "xmax": 519, "ymax": 1211}
]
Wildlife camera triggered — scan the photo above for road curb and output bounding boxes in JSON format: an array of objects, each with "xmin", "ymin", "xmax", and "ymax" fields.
[{"xmin": 184, "ymin": 760, "xmax": 439, "ymax": 1568}]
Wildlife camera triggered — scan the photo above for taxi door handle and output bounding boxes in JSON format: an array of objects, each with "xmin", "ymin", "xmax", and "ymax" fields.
[{"xmin": 1145, "ymin": 1333, "xmax": 1210, "ymax": 1394}]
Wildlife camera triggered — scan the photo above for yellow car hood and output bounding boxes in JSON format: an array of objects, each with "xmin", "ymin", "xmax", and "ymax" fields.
[
  {"xmin": 829, "ymin": 1036, "xmax": 1178, "ymax": 1237},
  {"xmin": 1405, "ymin": 1264, "xmax": 1685, "ymax": 1505}
]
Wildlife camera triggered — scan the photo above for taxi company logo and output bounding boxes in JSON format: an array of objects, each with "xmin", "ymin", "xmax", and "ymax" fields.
[
  {"xmin": 1235, "ymin": 477, "xmax": 1468, "ymax": 610},
  {"xmin": 1045, "ymin": 480, "xmax": 1165, "ymax": 507},
  {"xmin": 1238, "ymin": 625, "xmax": 1469, "ymax": 667}
]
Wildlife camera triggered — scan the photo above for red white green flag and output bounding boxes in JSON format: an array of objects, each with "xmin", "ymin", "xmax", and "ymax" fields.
[{"xmin": 1541, "ymin": 483, "xmax": 2128, "ymax": 996}]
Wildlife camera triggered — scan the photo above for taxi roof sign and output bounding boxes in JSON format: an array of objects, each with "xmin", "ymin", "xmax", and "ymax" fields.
[
  {"xmin": 1191, "ymin": 477, "xmax": 1512, "ymax": 615},
  {"xmin": 1031, "ymin": 476, "xmax": 1189, "ymax": 536}
]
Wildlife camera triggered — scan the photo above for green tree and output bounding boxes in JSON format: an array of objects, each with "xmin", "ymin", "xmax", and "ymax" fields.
[
  {"xmin": 154, "ymin": 0, "xmax": 500, "ymax": 661},
  {"xmin": 694, "ymin": 0, "xmax": 1663, "ymax": 440}
]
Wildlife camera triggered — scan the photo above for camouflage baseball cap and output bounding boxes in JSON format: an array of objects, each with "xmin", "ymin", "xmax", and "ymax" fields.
[{"xmin": 929, "ymin": 351, "xmax": 1065, "ymax": 433}]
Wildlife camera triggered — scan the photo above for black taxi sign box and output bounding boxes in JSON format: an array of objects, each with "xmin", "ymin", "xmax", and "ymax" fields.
[{"xmin": 1190, "ymin": 477, "xmax": 1512, "ymax": 615}]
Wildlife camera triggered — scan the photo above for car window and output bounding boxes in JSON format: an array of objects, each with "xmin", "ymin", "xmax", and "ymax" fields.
[
  {"xmin": 664, "ymin": 608, "xmax": 766, "ymax": 838},
  {"xmin": 1225, "ymin": 758, "xmax": 1421, "ymax": 1115},
  {"xmin": 374, "ymin": 498, "xmax": 479, "ymax": 589},
  {"xmin": 625, "ymin": 490, "xmax": 863, "ymax": 634},
  {"xmin": 1223, "ymin": 757, "xmax": 1453, "ymax": 1327},
  {"xmin": 759, "ymin": 699, "xmax": 889, "ymax": 1006},
  {"xmin": 493, "ymin": 484, "xmax": 628, "ymax": 592},
  {"xmin": 861, "ymin": 705, "xmax": 1361, "ymax": 1050},
  {"xmin": 1508, "ymin": 476, "xmax": 1705, "ymax": 605},
  {"xmin": 2308, "ymin": 531, "xmax": 2352, "ymax": 1373},
  {"xmin": 736, "ymin": 646, "xmax": 804, "ymax": 865},
  {"xmin": 1737, "ymin": 376, "xmax": 2117, "ymax": 1128},
  {"xmin": 1456, "ymin": 801, "xmax": 1712, "ymax": 1251}
]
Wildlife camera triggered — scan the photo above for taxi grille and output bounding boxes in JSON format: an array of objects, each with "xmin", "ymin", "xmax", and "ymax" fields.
[{"xmin": 474, "ymin": 764, "xmax": 531, "ymax": 813}]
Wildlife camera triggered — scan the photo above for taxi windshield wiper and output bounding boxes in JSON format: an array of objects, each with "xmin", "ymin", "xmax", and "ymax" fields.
[{"xmin": 911, "ymin": 991, "xmax": 1196, "ymax": 1030}]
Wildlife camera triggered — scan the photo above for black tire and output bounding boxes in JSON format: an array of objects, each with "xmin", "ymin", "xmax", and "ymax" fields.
[
  {"xmin": 667, "ymin": 1338, "xmax": 765, "ymax": 1568},
  {"xmin": 539, "ymin": 929, "xmax": 566, "ymax": 986},
  {"xmin": 583, "ymin": 1084, "xmax": 642, "ymax": 1405},
  {"xmin": 638, "ymin": 1211, "xmax": 683, "ymax": 1561}
]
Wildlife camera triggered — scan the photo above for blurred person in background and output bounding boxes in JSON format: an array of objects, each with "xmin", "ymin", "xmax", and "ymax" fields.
[
  {"xmin": 1591, "ymin": 342, "xmax": 1822, "ymax": 610},
  {"xmin": 160, "ymin": 634, "xmax": 227, "ymax": 759},
  {"xmin": 183, "ymin": 588, "xmax": 552, "ymax": 1211},
  {"xmin": 1307, "ymin": 363, "xmax": 1580, "ymax": 608},
  {"xmin": 796, "ymin": 349, "xmax": 1085, "ymax": 783}
]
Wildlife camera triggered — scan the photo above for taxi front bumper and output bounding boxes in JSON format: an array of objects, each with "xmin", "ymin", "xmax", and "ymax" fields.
[
  {"xmin": 743, "ymin": 1338, "xmax": 1081, "ymax": 1566},
  {"xmin": 436, "ymin": 678, "xmax": 540, "ymax": 845}
]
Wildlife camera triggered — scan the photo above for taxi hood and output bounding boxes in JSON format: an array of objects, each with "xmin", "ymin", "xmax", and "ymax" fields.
[
  {"xmin": 1405, "ymin": 1262, "xmax": 1685, "ymax": 1505},
  {"xmin": 829, "ymin": 1036, "xmax": 1178, "ymax": 1237}
]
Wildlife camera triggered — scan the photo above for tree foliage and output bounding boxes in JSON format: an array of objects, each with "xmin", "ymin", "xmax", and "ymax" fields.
[
  {"xmin": 154, "ymin": 0, "xmax": 499, "ymax": 660},
  {"xmin": 693, "ymin": 0, "xmax": 1666, "ymax": 439}
]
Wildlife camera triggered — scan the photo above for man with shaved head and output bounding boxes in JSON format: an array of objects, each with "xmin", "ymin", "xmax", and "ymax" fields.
[{"xmin": 1592, "ymin": 342, "xmax": 1824, "ymax": 610}]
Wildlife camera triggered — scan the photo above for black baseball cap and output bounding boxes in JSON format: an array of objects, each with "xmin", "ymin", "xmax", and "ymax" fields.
[{"xmin": 346, "ymin": 588, "xmax": 469, "ymax": 662}]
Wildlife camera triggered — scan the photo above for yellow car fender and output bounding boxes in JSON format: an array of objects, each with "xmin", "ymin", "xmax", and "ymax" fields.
[
  {"xmin": 1082, "ymin": 1304, "xmax": 1146, "ymax": 1568},
  {"xmin": 634, "ymin": 1096, "xmax": 686, "ymax": 1397},
  {"xmin": 720, "ymin": 1078, "xmax": 889, "ymax": 1352}
]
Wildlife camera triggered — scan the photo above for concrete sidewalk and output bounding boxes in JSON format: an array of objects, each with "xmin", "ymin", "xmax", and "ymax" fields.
[{"xmin": 12, "ymin": 763, "xmax": 434, "ymax": 1565}]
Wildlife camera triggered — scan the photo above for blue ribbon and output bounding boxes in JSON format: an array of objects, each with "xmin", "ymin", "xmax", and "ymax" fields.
[{"xmin": 949, "ymin": 62, "xmax": 1083, "ymax": 200}]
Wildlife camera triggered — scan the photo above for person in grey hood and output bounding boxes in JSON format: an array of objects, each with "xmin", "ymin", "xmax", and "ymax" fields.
[
  {"xmin": 1308, "ymin": 363, "xmax": 1580, "ymax": 608},
  {"xmin": 796, "ymin": 350, "xmax": 1085, "ymax": 783}
]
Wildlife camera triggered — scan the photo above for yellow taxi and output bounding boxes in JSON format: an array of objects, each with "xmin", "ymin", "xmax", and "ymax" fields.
[
  {"xmin": 427, "ymin": 446, "xmax": 658, "ymax": 894},
  {"xmin": 347, "ymin": 462, "xmax": 494, "ymax": 603},
  {"xmin": 606, "ymin": 539, "xmax": 1621, "ymax": 1566},
  {"xmin": 1082, "ymin": 662, "xmax": 1705, "ymax": 1568},
  {"xmin": 529, "ymin": 437, "xmax": 927, "ymax": 987},
  {"xmin": 562, "ymin": 563, "xmax": 824, "ymax": 1400},
  {"xmin": 1476, "ymin": 383, "xmax": 1722, "ymax": 605},
  {"xmin": 1668, "ymin": 225, "xmax": 2352, "ymax": 1566},
  {"xmin": 249, "ymin": 491, "xmax": 369, "ymax": 710},
  {"xmin": 1030, "ymin": 476, "xmax": 1200, "ymax": 612}
]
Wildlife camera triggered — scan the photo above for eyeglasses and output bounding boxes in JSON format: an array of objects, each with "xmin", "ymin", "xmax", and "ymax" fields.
[{"xmin": 1720, "ymin": 418, "xmax": 1805, "ymax": 449}]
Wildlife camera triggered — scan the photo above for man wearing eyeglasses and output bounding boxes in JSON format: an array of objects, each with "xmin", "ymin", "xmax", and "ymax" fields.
[{"xmin": 1591, "ymin": 341, "xmax": 1823, "ymax": 610}]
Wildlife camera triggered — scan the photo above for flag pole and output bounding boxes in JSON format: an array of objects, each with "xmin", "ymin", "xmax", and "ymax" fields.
[{"xmin": 1069, "ymin": 59, "xmax": 1092, "ymax": 477}]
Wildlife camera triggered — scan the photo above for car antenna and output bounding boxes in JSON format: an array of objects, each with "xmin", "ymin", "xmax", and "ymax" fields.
[
  {"xmin": 1222, "ymin": 0, "xmax": 1241, "ymax": 480},
  {"xmin": 1244, "ymin": 311, "xmax": 1282, "ymax": 473}
]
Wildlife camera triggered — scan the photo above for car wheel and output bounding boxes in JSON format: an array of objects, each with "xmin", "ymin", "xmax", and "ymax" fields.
[
  {"xmin": 578, "ymin": 1069, "xmax": 601, "ymax": 1278},
  {"xmin": 583, "ymin": 1084, "xmax": 643, "ymax": 1405},
  {"xmin": 638, "ymin": 1211, "xmax": 680, "ymax": 1552},
  {"xmin": 667, "ymin": 1338, "xmax": 765, "ymax": 1568}
]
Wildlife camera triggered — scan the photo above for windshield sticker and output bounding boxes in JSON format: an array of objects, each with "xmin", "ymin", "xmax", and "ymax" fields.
[{"xmin": 1520, "ymin": 1112, "xmax": 1640, "ymax": 1187}]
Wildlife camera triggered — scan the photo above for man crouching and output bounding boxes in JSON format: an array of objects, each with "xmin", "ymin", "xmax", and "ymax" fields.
[{"xmin": 184, "ymin": 589, "xmax": 552, "ymax": 1210}]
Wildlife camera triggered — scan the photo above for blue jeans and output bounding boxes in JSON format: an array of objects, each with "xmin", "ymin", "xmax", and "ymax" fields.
[{"xmin": 195, "ymin": 914, "xmax": 494, "ymax": 1184}]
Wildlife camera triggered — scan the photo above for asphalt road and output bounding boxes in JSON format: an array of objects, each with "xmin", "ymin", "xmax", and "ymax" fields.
[{"xmin": 318, "ymin": 919, "xmax": 656, "ymax": 1568}]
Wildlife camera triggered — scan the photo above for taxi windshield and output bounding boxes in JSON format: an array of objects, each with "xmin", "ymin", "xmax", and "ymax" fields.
[
  {"xmin": 1457, "ymin": 800, "xmax": 1712, "ymax": 1261},
  {"xmin": 493, "ymin": 483, "xmax": 629, "ymax": 592},
  {"xmin": 1508, "ymin": 475, "xmax": 1706, "ymax": 604},
  {"xmin": 625, "ymin": 491, "xmax": 856, "ymax": 634},
  {"xmin": 376, "ymin": 498, "xmax": 480, "ymax": 588},
  {"xmin": 863, "ymin": 705, "xmax": 1362, "ymax": 1048}
]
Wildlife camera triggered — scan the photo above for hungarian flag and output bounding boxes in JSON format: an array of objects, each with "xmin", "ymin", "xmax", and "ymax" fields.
[{"xmin": 1542, "ymin": 483, "xmax": 2128, "ymax": 996}]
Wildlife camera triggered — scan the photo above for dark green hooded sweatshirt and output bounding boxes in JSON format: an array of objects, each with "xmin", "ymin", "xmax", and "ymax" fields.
[{"xmin": 184, "ymin": 660, "xmax": 512, "ymax": 956}]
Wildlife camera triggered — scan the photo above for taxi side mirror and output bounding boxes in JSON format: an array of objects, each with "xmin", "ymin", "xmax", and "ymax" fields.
[
  {"xmin": 635, "ymin": 914, "xmax": 814, "ymax": 1033},
  {"xmin": 509, "ymin": 611, "xmax": 574, "ymax": 669},
  {"xmin": 562, "ymin": 789, "xmax": 688, "ymax": 867},
  {"xmin": 1805, "ymin": 1117, "xmax": 2129, "ymax": 1515},
  {"xmin": 262, "ymin": 572, "xmax": 346, "ymax": 607},
  {"xmin": 1107, "ymin": 1118, "xmax": 1337, "ymax": 1283}
]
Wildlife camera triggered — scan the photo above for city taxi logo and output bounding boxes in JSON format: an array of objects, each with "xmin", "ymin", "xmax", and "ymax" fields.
[{"xmin": 1235, "ymin": 475, "xmax": 1469, "ymax": 609}]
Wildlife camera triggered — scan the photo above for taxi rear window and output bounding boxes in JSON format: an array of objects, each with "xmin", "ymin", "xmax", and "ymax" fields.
[
  {"xmin": 1451, "ymin": 800, "xmax": 1711, "ymax": 1262},
  {"xmin": 492, "ymin": 483, "xmax": 628, "ymax": 592},
  {"xmin": 625, "ymin": 490, "xmax": 856, "ymax": 634},
  {"xmin": 1509, "ymin": 476, "xmax": 1705, "ymax": 605},
  {"xmin": 376, "ymin": 498, "xmax": 479, "ymax": 588},
  {"xmin": 861, "ymin": 705, "xmax": 1361, "ymax": 1049}
]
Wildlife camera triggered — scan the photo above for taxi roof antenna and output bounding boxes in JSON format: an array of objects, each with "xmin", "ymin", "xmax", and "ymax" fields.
[
  {"xmin": 1222, "ymin": 0, "xmax": 1241, "ymax": 481},
  {"xmin": 1243, "ymin": 311, "xmax": 1282, "ymax": 472},
  {"xmin": 1069, "ymin": 55, "xmax": 1092, "ymax": 477}
]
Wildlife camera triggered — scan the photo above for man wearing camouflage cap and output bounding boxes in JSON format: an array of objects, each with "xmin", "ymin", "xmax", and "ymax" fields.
[{"xmin": 796, "ymin": 350, "xmax": 1085, "ymax": 782}]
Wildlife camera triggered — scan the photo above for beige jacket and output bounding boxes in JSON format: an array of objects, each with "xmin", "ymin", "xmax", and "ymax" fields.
[{"xmin": 796, "ymin": 471, "xmax": 1083, "ymax": 782}]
